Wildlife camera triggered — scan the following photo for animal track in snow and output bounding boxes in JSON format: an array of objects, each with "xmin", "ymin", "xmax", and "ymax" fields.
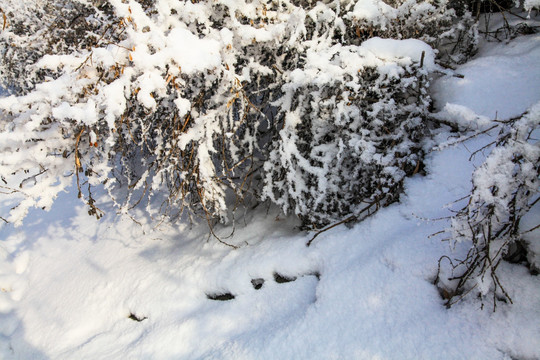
[
  {"xmin": 206, "ymin": 271, "xmax": 320, "ymax": 301},
  {"xmin": 127, "ymin": 312, "xmax": 148, "ymax": 322},
  {"xmin": 251, "ymin": 278, "xmax": 264, "ymax": 290},
  {"xmin": 273, "ymin": 272, "xmax": 296, "ymax": 283},
  {"xmin": 206, "ymin": 292, "xmax": 235, "ymax": 301}
]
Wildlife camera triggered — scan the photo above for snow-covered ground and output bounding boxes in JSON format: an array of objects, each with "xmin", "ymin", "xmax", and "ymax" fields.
[{"xmin": 1, "ymin": 13, "xmax": 540, "ymax": 360}]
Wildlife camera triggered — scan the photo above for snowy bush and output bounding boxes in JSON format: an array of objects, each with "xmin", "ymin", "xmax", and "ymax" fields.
[
  {"xmin": 0, "ymin": 0, "xmax": 476, "ymax": 230},
  {"xmin": 438, "ymin": 102, "xmax": 540, "ymax": 308},
  {"xmin": 263, "ymin": 38, "xmax": 433, "ymax": 227},
  {"xmin": 0, "ymin": 0, "xmax": 116, "ymax": 95}
]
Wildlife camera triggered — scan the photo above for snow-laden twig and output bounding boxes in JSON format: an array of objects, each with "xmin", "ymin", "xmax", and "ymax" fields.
[{"xmin": 438, "ymin": 102, "xmax": 540, "ymax": 310}]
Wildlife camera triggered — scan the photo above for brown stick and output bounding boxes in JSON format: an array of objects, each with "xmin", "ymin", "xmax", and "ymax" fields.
[{"xmin": 306, "ymin": 214, "xmax": 356, "ymax": 247}]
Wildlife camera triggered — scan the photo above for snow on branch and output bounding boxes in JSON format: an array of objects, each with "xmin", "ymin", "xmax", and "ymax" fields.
[
  {"xmin": 0, "ymin": 0, "xmax": 476, "ymax": 230},
  {"xmin": 436, "ymin": 102, "xmax": 540, "ymax": 309}
]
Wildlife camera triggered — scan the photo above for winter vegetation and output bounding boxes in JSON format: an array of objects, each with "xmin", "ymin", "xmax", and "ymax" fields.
[
  {"xmin": 0, "ymin": 0, "xmax": 479, "ymax": 229},
  {"xmin": 0, "ymin": 0, "xmax": 539, "ymax": 358}
]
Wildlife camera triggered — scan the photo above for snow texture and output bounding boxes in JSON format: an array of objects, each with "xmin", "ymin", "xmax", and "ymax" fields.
[{"xmin": 432, "ymin": 32, "xmax": 540, "ymax": 119}]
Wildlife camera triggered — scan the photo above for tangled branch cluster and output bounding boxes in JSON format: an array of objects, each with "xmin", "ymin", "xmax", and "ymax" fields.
[{"xmin": 437, "ymin": 103, "xmax": 540, "ymax": 309}]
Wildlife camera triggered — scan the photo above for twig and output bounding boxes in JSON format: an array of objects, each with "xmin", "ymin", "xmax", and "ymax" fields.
[
  {"xmin": 430, "ymin": 124, "xmax": 498, "ymax": 152},
  {"xmin": 0, "ymin": 7, "xmax": 7, "ymax": 31},
  {"xmin": 306, "ymin": 214, "xmax": 356, "ymax": 247},
  {"xmin": 196, "ymin": 182, "xmax": 238, "ymax": 249},
  {"xmin": 19, "ymin": 167, "xmax": 48, "ymax": 189},
  {"xmin": 520, "ymin": 222, "xmax": 540, "ymax": 235},
  {"xmin": 74, "ymin": 127, "xmax": 85, "ymax": 198},
  {"xmin": 434, "ymin": 255, "xmax": 454, "ymax": 286},
  {"xmin": 445, "ymin": 283, "xmax": 478, "ymax": 308}
]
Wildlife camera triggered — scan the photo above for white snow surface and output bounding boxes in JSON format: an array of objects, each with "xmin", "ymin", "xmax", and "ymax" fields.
[
  {"xmin": 1, "ymin": 26, "xmax": 540, "ymax": 360},
  {"xmin": 432, "ymin": 31, "xmax": 540, "ymax": 119}
]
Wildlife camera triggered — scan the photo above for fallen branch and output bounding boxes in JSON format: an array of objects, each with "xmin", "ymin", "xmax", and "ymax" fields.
[
  {"xmin": 306, "ymin": 198, "xmax": 383, "ymax": 247},
  {"xmin": 306, "ymin": 214, "xmax": 356, "ymax": 247}
]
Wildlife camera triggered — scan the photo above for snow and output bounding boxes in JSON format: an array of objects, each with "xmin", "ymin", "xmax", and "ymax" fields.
[
  {"xmin": 348, "ymin": 0, "xmax": 397, "ymax": 24},
  {"xmin": 164, "ymin": 28, "xmax": 221, "ymax": 75},
  {"xmin": 174, "ymin": 97, "xmax": 191, "ymax": 117},
  {"xmin": 524, "ymin": 0, "xmax": 540, "ymax": 11},
  {"xmin": 1, "ymin": 15, "xmax": 540, "ymax": 360},
  {"xmin": 432, "ymin": 32, "xmax": 540, "ymax": 119},
  {"xmin": 432, "ymin": 103, "xmax": 492, "ymax": 130},
  {"xmin": 361, "ymin": 37, "xmax": 437, "ymax": 71}
]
